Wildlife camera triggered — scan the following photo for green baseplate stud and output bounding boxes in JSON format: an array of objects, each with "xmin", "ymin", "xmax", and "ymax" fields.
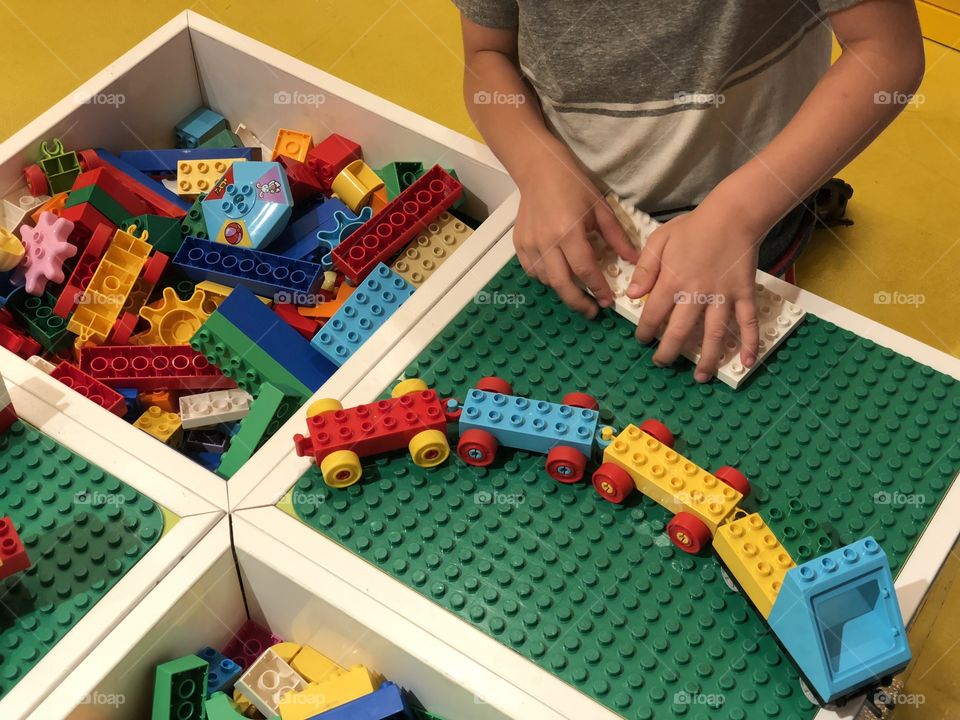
[
  {"xmin": 293, "ymin": 259, "xmax": 960, "ymax": 720},
  {"xmin": 0, "ymin": 420, "xmax": 164, "ymax": 698}
]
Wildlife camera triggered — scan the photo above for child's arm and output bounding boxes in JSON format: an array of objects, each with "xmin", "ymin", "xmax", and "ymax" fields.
[
  {"xmin": 460, "ymin": 16, "xmax": 637, "ymax": 317},
  {"xmin": 628, "ymin": 0, "xmax": 925, "ymax": 382}
]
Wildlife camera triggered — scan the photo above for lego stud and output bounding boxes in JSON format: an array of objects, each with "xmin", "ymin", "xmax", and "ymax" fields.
[
  {"xmin": 820, "ymin": 556, "xmax": 838, "ymax": 573},
  {"xmin": 799, "ymin": 566, "xmax": 816, "ymax": 582}
]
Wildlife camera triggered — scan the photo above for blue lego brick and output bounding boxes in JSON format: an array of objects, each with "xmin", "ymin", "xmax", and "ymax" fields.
[
  {"xmin": 458, "ymin": 389, "xmax": 599, "ymax": 458},
  {"xmin": 175, "ymin": 107, "xmax": 227, "ymax": 149},
  {"xmin": 310, "ymin": 264, "xmax": 414, "ymax": 367},
  {"xmin": 93, "ymin": 148, "xmax": 192, "ymax": 213},
  {"xmin": 116, "ymin": 387, "xmax": 142, "ymax": 421},
  {"xmin": 216, "ymin": 285, "xmax": 337, "ymax": 392},
  {"xmin": 201, "ymin": 161, "xmax": 294, "ymax": 249},
  {"xmin": 118, "ymin": 147, "xmax": 259, "ymax": 175},
  {"xmin": 173, "ymin": 236, "xmax": 324, "ymax": 300},
  {"xmin": 188, "ymin": 450, "xmax": 223, "ymax": 472},
  {"xmin": 308, "ymin": 682, "xmax": 413, "ymax": 720},
  {"xmin": 196, "ymin": 647, "xmax": 242, "ymax": 697},
  {"xmin": 768, "ymin": 537, "xmax": 911, "ymax": 704}
]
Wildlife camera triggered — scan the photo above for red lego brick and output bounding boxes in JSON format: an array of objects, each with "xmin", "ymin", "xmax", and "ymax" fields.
[
  {"xmin": 91, "ymin": 153, "xmax": 187, "ymax": 219},
  {"xmin": 0, "ymin": 320, "xmax": 42, "ymax": 359},
  {"xmin": 54, "ymin": 223, "xmax": 114, "ymax": 318},
  {"xmin": 51, "ymin": 361, "xmax": 126, "ymax": 416},
  {"xmin": 276, "ymin": 155, "xmax": 323, "ymax": 203},
  {"xmin": 108, "ymin": 312, "xmax": 139, "ymax": 346},
  {"xmin": 79, "ymin": 345, "xmax": 236, "ymax": 391},
  {"xmin": 305, "ymin": 134, "xmax": 362, "ymax": 193},
  {"xmin": 59, "ymin": 202, "xmax": 115, "ymax": 254},
  {"xmin": 0, "ymin": 516, "xmax": 30, "ymax": 579},
  {"xmin": 294, "ymin": 390, "xmax": 449, "ymax": 462},
  {"xmin": 331, "ymin": 166, "xmax": 463, "ymax": 283},
  {"xmin": 272, "ymin": 302, "xmax": 321, "ymax": 340},
  {"xmin": 72, "ymin": 167, "xmax": 152, "ymax": 219}
]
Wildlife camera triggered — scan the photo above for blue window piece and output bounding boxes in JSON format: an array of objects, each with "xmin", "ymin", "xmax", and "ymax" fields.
[
  {"xmin": 195, "ymin": 646, "xmax": 242, "ymax": 697},
  {"xmin": 767, "ymin": 537, "xmax": 911, "ymax": 704},
  {"xmin": 458, "ymin": 390, "xmax": 599, "ymax": 458}
]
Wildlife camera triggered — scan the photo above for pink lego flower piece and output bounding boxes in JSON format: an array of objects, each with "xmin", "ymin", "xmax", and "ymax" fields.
[{"xmin": 14, "ymin": 211, "xmax": 77, "ymax": 295}]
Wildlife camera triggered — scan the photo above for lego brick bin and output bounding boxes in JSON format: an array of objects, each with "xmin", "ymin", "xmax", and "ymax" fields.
[
  {"xmin": 0, "ymin": 359, "xmax": 222, "ymax": 720},
  {"xmin": 0, "ymin": 11, "xmax": 517, "ymax": 510},
  {"xmin": 31, "ymin": 515, "xmax": 560, "ymax": 720}
]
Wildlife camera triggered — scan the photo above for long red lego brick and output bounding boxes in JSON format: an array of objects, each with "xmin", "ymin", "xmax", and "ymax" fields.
[
  {"xmin": 92, "ymin": 149, "xmax": 189, "ymax": 218},
  {"xmin": 54, "ymin": 223, "xmax": 114, "ymax": 318},
  {"xmin": 51, "ymin": 361, "xmax": 126, "ymax": 416},
  {"xmin": 331, "ymin": 165, "xmax": 462, "ymax": 283},
  {"xmin": 79, "ymin": 345, "xmax": 236, "ymax": 391}
]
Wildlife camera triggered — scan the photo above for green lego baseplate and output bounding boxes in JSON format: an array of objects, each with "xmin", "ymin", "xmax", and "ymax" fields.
[
  {"xmin": 0, "ymin": 419, "xmax": 165, "ymax": 698},
  {"xmin": 293, "ymin": 259, "xmax": 960, "ymax": 720}
]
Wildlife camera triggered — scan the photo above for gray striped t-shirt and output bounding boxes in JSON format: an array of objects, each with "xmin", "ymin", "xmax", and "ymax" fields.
[{"xmin": 455, "ymin": 0, "xmax": 862, "ymax": 213}]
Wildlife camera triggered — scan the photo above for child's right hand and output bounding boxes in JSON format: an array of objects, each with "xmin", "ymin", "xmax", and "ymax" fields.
[{"xmin": 513, "ymin": 150, "xmax": 638, "ymax": 318}]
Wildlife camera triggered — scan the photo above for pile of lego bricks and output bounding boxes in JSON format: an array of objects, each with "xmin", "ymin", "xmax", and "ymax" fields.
[
  {"xmin": 0, "ymin": 107, "xmax": 477, "ymax": 477},
  {"xmin": 153, "ymin": 620, "xmax": 449, "ymax": 720}
]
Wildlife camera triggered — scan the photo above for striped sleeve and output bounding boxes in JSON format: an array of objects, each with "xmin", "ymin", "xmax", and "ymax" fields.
[{"xmin": 451, "ymin": 0, "xmax": 519, "ymax": 28}]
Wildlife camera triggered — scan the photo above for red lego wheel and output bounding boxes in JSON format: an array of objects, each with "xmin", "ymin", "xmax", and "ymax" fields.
[
  {"xmin": 592, "ymin": 462, "xmax": 635, "ymax": 503},
  {"xmin": 457, "ymin": 429, "xmax": 498, "ymax": 467},
  {"xmin": 76, "ymin": 149, "xmax": 101, "ymax": 172},
  {"xmin": 714, "ymin": 466, "xmax": 751, "ymax": 497},
  {"xmin": 667, "ymin": 512, "xmax": 712, "ymax": 554},
  {"xmin": 475, "ymin": 376, "xmax": 513, "ymax": 395},
  {"xmin": 561, "ymin": 392, "xmax": 599, "ymax": 411},
  {"xmin": 23, "ymin": 164, "xmax": 48, "ymax": 197},
  {"xmin": 545, "ymin": 446, "xmax": 587, "ymax": 483},
  {"xmin": 639, "ymin": 418, "xmax": 674, "ymax": 448}
]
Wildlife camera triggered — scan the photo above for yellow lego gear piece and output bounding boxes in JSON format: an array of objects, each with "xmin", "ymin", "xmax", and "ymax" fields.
[
  {"xmin": 176, "ymin": 158, "xmax": 245, "ymax": 197},
  {"xmin": 289, "ymin": 645, "xmax": 343, "ymax": 684},
  {"xmin": 320, "ymin": 450, "xmax": 363, "ymax": 488},
  {"xmin": 278, "ymin": 665, "xmax": 382, "ymax": 720},
  {"xmin": 271, "ymin": 129, "xmax": 313, "ymax": 163},
  {"xmin": 409, "ymin": 429, "xmax": 450, "ymax": 468},
  {"xmin": 390, "ymin": 213, "xmax": 474, "ymax": 288},
  {"xmin": 713, "ymin": 512, "xmax": 795, "ymax": 618},
  {"xmin": 331, "ymin": 160, "xmax": 384, "ymax": 212},
  {"xmin": 0, "ymin": 226, "xmax": 25, "ymax": 272},
  {"xmin": 133, "ymin": 406, "xmax": 183, "ymax": 446},
  {"xmin": 602, "ymin": 424, "xmax": 741, "ymax": 533},
  {"xmin": 307, "ymin": 398, "xmax": 343, "ymax": 417},
  {"xmin": 134, "ymin": 287, "xmax": 211, "ymax": 345}
]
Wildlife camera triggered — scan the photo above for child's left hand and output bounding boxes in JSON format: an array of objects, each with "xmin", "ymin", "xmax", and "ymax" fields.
[{"xmin": 626, "ymin": 203, "xmax": 762, "ymax": 382}]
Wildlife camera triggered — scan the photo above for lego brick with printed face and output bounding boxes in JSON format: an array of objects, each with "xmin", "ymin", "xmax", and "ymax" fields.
[
  {"xmin": 201, "ymin": 161, "xmax": 294, "ymax": 249},
  {"xmin": 179, "ymin": 389, "xmax": 252, "ymax": 430},
  {"xmin": 152, "ymin": 654, "xmax": 208, "ymax": 720},
  {"xmin": 602, "ymin": 424, "xmax": 742, "ymax": 533},
  {"xmin": 391, "ymin": 212, "xmax": 473, "ymax": 288},
  {"xmin": 332, "ymin": 165, "xmax": 462, "ymax": 283},
  {"xmin": 235, "ymin": 648, "xmax": 307, "ymax": 717},
  {"xmin": 459, "ymin": 389, "xmax": 599, "ymax": 458},
  {"xmin": 80, "ymin": 344, "xmax": 235, "ymax": 391},
  {"xmin": 51, "ymin": 361, "xmax": 127, "ymax": 416},
  {"xmin": 176, "ymin": 158, "xmax": 245, "ymax": 197}
]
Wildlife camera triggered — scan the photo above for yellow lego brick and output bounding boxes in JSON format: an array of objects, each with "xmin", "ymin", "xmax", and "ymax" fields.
[
  {"xmin": 278, "ymin": 665, "xmax": 381, "ymax": 720},
  {"xmin": 133, "ymin": 287, "xmax": 211, "ymax": 345},
  {"xmin": 602, "ymin": 424, "xmax": 741, "ymax": 533},
  {"xmin": 390, "ymin": 212, "xmax": 473, "ymax": 287},
  {"xmin": 270, "ymin": 642, "xmax": 303, "ymax": 663},
  {"xmin": 713, "ymin": 512, "xmax": 795, "ymax": 618},
  {"xmin": 0, "ymin": 226, "xmax": 25, "ymax": 272},
  {"xmin": 176, "ymin": 158, "xmax": 245, "ymax": 197},
  {"xmin": 195, "ymin": 280, "xmax": 272, "ymax": 309},
  {"xmin": 271, "ymin": 129, "xmax": 313, "ymax": 163},
  {"xmin": 133, "ymin": 405, "xmax": 183, "ymax": 446},
  {"xmin": 67, "ymin": 226, "xmax": 151, "ymax": 343},
  {"xmin": 331, "ymin": 160, "xmax": 384, "ymax": 212},
  {"xmin": 289, "ymin": 645, "xmax": 343, "ymax": 684}
]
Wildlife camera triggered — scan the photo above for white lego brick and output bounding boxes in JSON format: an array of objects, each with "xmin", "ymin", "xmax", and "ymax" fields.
[
  {"xmin": 3, "ymin": 187, "xmax": 49, "ymax": 231},
  {"xmin": 26, "ymin": 355, "xmax": 56, "ymax": 374},
  {"xmin": 236, "ymin": 647, "xmax": 308, "ymax": 717},
  {"xmin": 179, "ymin": 388, "xmax": 253, "ymax": 429}
]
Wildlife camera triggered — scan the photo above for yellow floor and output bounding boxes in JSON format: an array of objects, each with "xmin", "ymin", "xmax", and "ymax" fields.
[{"xmin": 1, "ymin": 1, "xmax": 958, "ymax": 715}]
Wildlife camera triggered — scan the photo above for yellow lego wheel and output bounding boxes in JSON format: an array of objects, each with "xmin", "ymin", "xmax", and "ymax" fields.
[
  {"xmin": 391, "ymin": 378, "xmax": 429, "ymax": 398},
  {"xmin": 320, "ymin": 450, "xmax": 362, "ymax": 488},
  {"xmin": 307, "ymin": 398, "xmax": 343, "ymax": 417},
  {"xmin": 667, "ymin": 512, "xmax": 711, "ymax": 554},
  {"xmin": 409, "ymin": 429, "xmax": 450, "ymax": 468}
]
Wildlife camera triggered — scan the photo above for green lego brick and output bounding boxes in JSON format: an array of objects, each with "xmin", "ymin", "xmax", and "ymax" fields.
[
  {"xmin": 199, "ymin": 128, "xmax": 243, "ymax": 149},
  {"xmin": 126, "ymin": 214, "xmax": 184, "ymax": 255},
  {"xmin": 152, "ymin": 654, "xmax": 208, "ymax": 720},
  {"xmin": 376, "ymin": 161, "xmax": 425, "ymax": 201},
  {"xmin": 204, "ymin": 692, "xmax": 249, "ymax": 719},
  {"xmin": 217, "ymin": 383, "xmax": 297, "ymax": 478},
  {"xmin": 6, "ymin": 288, "xmax": 74, "ymax": 353},
  {"xmin": 40, "ymin": 151, "xmax": 81, "ymax": 194},
  {"xmin": 180, "ymin": 194, "xmax": 209, "ymax": 240},
  {"xmin": 65, "ymin": 184, "xmax": 132, "ymax": 227},
  {"xmin": 0, "ymin": 420, "xmax": 164, "ymax": 697},
  {"xmin": 190, "ymin": 311, "xmax": 311, "ymax": 399},
  {"xmin": 293, "ymin": 258, "xmax": 960, "ymax": 720}
]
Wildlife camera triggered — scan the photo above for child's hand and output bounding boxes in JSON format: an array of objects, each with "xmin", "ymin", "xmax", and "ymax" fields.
[
  {"xmin": 626, "ymin": 204, "xmax": 761, "ymax": 382},
  {"xmin": 514, "ymin": 152, "xmax": 638, "ymax": 317}
]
